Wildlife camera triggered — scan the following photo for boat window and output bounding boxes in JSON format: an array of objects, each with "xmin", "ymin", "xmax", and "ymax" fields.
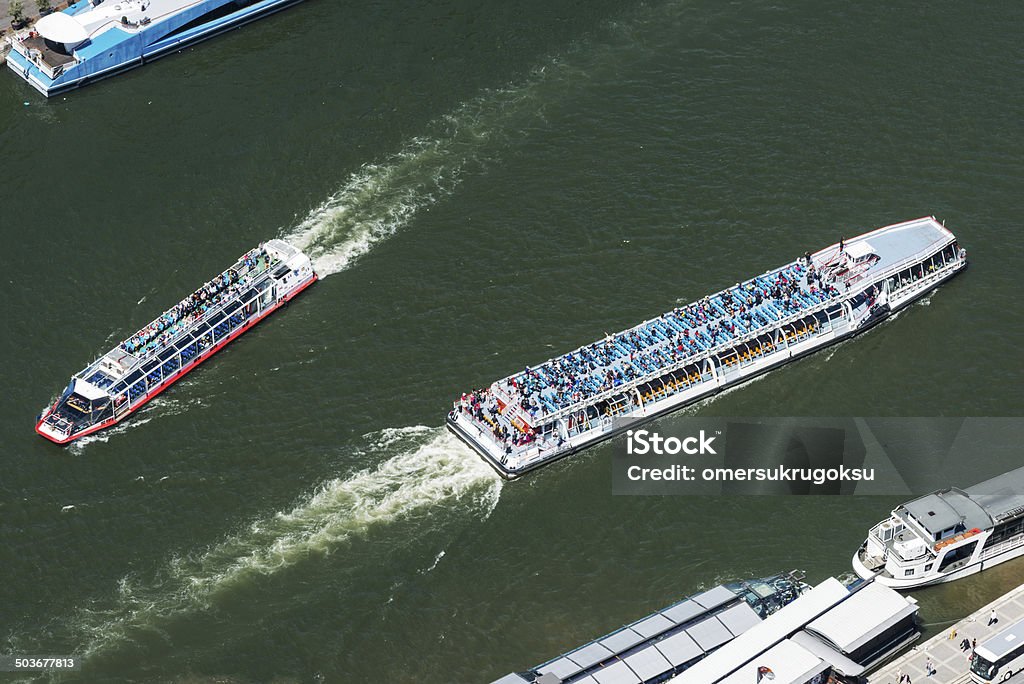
[
  {"xmin": 938, "ymin": 540, "xmax": 978, "ymax": 572},
  {"xmin": 990, "ymin": 520, "xmax": 1024, "ymax": 546}
]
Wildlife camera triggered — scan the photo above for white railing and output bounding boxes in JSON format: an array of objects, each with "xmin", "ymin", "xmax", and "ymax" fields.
[{"xmin": 980, "ymin": 534, "xmax": 1024, "ymax": 561}]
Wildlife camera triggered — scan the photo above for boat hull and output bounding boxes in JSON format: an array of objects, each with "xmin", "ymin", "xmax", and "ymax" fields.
[{"xmin": 35, "ymin": 272, "xmax": 316, "ymax": 444}]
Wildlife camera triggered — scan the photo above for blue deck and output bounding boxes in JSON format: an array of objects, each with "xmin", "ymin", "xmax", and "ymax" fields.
[{"xmin": 504, "ymin": 260, "xmax": 840, "ymax": 419}]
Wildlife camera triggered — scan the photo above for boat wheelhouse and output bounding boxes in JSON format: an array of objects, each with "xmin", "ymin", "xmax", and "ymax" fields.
[
  {"xmin": 489, "ymin": 572, "xmax": 810, "ymax": 684},
  {"xmin": 35, "ymin": 239, "xmax": 316, "ymax": 444},
  {"xmin": 448, "ymin": 216, "xmax": 967, "ymax": 478},
  {"xmin": 853, "ymin": 466, "xmax": 1024, "ymax": 589},
  {"xmin": 6, "ymin": 0, "xmax": 304, "ymax": 96}
]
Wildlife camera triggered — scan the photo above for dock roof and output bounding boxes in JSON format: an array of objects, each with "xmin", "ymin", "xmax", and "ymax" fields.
[{"xmin": 805, "ymin": 582, "xmax": 918, "ymax": 654}]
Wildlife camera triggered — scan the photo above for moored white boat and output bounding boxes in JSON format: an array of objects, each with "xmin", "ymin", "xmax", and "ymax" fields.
[{"xmin": 853, "ymin": 466, "xmax": 1024, "ymax": 589}]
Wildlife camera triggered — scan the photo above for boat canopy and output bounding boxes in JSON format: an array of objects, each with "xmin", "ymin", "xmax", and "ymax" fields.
[
  {"xmin": 72, "ymin": 378, "xmax": 110, "ymax": 401},
  {"xmin": 35, "ymin": 12, "xmax": 90, "ymax": 44},
  {"xmin": 844, "ymin": 240, "xmax": 875, "ymax": 260}
]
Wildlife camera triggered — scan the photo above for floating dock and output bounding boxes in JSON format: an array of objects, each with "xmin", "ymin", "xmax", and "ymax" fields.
[
  {"xmin": 492, "ymin": 576, "xmax": 920, "ymax": 684},
  {"xmin": 489, "ymin": 572, "xmax": 811, "ymax": 684}
]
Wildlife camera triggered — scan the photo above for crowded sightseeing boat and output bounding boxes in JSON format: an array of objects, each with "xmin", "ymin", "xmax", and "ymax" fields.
[
  {"xmin": 448, "ymin": 216, "xmax": 967, "ymax": 478},
  {"xmin": 35, "ymin": 239, "xmax": 316, "ymax": 444}
]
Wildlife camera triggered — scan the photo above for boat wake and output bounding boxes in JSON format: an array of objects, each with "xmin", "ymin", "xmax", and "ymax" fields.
[
  {"xmin": 280, "ymin": 0, "xmax": 692, "ymax": 278},
  {"xmin": 20, "ymin": 426, "xmax": 500, "ymax": 671},
  {"xmin": 67, "ymin": 395, "xmax": 206, "ymax": 454},
  {"xmin": 280, "ymin": 71, "xmax": 554, "ymax": 277}
]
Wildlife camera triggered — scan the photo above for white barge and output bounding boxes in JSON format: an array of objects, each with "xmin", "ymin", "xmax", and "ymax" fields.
[
  {"xmin": 853, "ymin": 466, "xmax": 1024, "ymax": 589},
  {"xmin": 35, "ymin": 239, "xmax": 316, "ymax": 444},
  {"xmin": 448, "ymin": 216, "xmax": 967, "ymax": 478}
]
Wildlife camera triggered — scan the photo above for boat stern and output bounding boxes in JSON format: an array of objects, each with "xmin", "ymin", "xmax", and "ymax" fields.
[{"xmin": 5, "ymin": 45, "xmax": 67, "ymax": 97}]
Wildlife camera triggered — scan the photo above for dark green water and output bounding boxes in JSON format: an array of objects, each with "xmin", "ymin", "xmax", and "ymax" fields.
[{"xmin": 1, "ymin": 1, "xmax": 1022, "ymax": 681}]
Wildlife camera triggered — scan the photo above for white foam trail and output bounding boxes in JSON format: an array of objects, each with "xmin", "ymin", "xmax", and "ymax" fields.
[
  {"xmin": 419, "ymin": 549, "xmax": 447, "ymax": 576},
  {"xmin": 279, "ymin": 0, "xmax": 690, "ymax": 277},
  {"xmin": 52, "ymin": 426, "xmax": 501, "ymax": 663},
  {"xmin": 280, "ymin": 95, "xmax": 524, "ymax": 276},
  {"xmin": 66, "ymin": 396, "xmax": 201, "ymax": 454},
  {"xmin": 67, "ymin": 416, "xmax": 154, "ymax": 454}
]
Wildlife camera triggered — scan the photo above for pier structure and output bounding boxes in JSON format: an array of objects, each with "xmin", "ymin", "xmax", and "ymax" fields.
[{"xmin": 869, "ymin": 582, "xmax": 1024, "ymax": 684}]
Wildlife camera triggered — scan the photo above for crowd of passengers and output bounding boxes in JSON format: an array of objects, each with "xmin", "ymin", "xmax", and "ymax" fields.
[
  {"xmin": 119, "ymin": 247, "xmax": 275, "ymax": 358},
  {"xmin": 458, "ymin": 257, "xmax": 842, "ymax": 450},
  {"xmin": 460, "ymin": 390, "xmax": 540, "ymax": 449}
]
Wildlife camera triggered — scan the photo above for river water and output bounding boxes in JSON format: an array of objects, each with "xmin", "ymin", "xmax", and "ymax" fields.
[{"xmin": 0, "ymin": 1, "xmax": 1022, "ymax": 681}]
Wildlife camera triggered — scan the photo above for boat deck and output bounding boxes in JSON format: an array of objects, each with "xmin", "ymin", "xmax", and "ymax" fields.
[
  {"xmin": 18, "ymin": 34, "xmax": 75, "ymax": 69},
  {"xmin": 458, "ymin": 253, "xmax": 844, "ymax": 457},
  {"xmin": 452, "ymin": 216, "xmax": 962, "ymax": 473},
  {"xmin": 868, "ymin": 580, "xmax": 1024, "ymax": 683},
  {"xmin": 73, "ymin": 243, "xmax": 286, "ymax": 396}
]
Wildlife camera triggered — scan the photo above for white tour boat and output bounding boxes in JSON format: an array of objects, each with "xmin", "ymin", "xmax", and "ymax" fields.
[
  {"xmin": 35, "ymin": 239, "xmax": 316, "ymax": 444},
  {"xmin": 853, "ymin": 466, "xmax": 1024, "ymax": 589},
  {"xmin": 448, "ymin": 216, "xmax": 967, "ymax": 478}
]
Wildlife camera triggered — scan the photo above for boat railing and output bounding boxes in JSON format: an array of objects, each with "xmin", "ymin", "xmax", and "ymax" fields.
[
  {"xmin": 11, "ymin": 34, "xmax": 75, "ymax": 79},
  {"xmin": 44, "ymin": 413, "xmax": 74, "ymax": 436},
  {"xmin": 980, "ymin": 534, "xmax": 1024, "ymax": 561},
  {"xmin": 113, "ymin": 253, "xmax": 280, "ymax": 366},
  {"xmin": 109, "ymin": 270, "xmax": 283, "ymax": 410},
  {"xmin": 490, "ymin": 385, "xmax": 533, "ymax": 427},
  {"xmin": 466, "ymin": 288, "xmax": 851, "ymax": 462},
  {"xmin": 871, "ymin": 237, "xmax": 963, "ymax": 287}
]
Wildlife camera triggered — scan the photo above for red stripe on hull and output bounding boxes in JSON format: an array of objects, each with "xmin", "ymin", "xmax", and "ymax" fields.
[{"xmin": 35, "ymin": 274, "xmax": 318, "ymax": 444}]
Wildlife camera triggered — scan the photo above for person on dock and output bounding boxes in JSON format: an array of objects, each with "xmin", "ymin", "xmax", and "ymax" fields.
[{"xmin": 989, "ymin": 608, "xmax": 998, "ymax": 626}]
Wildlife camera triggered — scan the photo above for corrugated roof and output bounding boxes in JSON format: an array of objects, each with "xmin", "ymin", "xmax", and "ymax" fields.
[
  {"xmin": 717, "ymin": 639, "xmax": 827, "ymax": 684},
  {"xmin": 671, "ymin": 578, "xmax": 849, "ymax": 684},
  {"xmin": 805, "ymin": 582, "xmax": 917, "ymax": 654}
]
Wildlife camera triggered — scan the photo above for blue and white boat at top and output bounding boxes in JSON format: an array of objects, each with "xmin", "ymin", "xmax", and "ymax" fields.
[
  {"xmin": 6, "ymin": 0, "xmax": 303, "ymax": 96},
  {"xmin": 448, "ymin": 216, "xmax": 968, "ymax": 479}
]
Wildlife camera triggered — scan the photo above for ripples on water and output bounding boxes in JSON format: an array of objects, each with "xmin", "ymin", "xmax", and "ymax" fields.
[{"xmin": 15, "ymin": 427, "xmax": 500, "ymax": 678}]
